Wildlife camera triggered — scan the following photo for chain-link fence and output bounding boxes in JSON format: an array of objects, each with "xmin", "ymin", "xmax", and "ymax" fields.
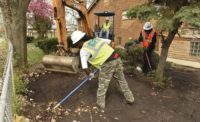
[{"xmin": 0, "ymin": 41, "xmax": 13, "ymax": 122}]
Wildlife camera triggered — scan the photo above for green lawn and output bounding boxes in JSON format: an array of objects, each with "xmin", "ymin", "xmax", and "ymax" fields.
[
  {"xmin": 0, "ymin": 40, "xmax": 45, "ymax": 115},
  {"xmin": 27, "ymin": 43, "xmax": 44, "ymax": 66},
  {"xmin": 13, "ymin": 43, "xmax": 44, "ymax": 114}
]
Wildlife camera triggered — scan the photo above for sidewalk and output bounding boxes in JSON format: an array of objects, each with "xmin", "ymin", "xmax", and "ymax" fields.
[{"xmin": 167, "ymin": 58, "xmax": 200, "ymax": 69}]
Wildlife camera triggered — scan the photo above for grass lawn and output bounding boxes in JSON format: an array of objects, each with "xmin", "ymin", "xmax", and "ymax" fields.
[
  {"xmin": 13, "ymin": 43, "xmax": 44, "ymax": 114},
  {"xmin": 0, "ymin": 38, "xmax": 46, "ymax": 116},
  {"xmin": 27, "ymin": 43, "xmax": 44, "ymax": 66}
]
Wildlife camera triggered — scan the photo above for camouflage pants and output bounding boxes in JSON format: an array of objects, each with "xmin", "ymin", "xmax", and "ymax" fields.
[{"xmin": 97, "ymin": 58, "xmax": 134, "ymax": 108}]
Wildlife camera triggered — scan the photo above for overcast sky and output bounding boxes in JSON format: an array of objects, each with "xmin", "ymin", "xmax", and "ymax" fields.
[
  {"xmin": 0, "ymin": 0, "xmax": 94, "ymax": 29},
  {"xmin": 50, "ymin": 0, "xmax": 94, "ymax": 29}
]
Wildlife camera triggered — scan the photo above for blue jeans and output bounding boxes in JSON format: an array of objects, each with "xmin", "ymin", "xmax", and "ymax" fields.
[{"xmin": 100, "ymin": 30, "xmax": 109, "ymax": 39}]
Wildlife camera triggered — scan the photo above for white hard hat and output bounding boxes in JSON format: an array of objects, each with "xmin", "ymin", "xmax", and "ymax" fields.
[
  {"xmin": 71, "ymin": 30, "xmax": 86, "ymax": 44},
  {"xmin": 143, "ymin": 22, "xmax": 153, "ymax": 30}
]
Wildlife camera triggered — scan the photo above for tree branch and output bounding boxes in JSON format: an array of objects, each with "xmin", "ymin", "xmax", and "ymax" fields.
[
  {"xmin": 19, "ymin": 0, "xmax": 31, "ymax": 13},
  {"xmin": 1, "ymin": 0, "xmax": 12, "ymax": 22},
  {"xmin": 24, "ymin": 0, "xmax": 31, "ymax": 9},
  {"xmin": 159, "ymin": 30, "xmax": 165, "ymax": 44}
]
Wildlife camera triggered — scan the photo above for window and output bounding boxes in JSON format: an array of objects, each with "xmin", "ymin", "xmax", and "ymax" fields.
[
  {"xmin": 190, "ymin": 40, "xmax": 200, "ymax": 56},
  {"xmin": 117, "ymin": 36, "xmax": 122, "ymax": 45}
]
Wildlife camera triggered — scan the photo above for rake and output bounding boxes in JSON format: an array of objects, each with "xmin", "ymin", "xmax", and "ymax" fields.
[{"xmin": 52, "ymin": 69, "xmax": 98, "ymax": 110}]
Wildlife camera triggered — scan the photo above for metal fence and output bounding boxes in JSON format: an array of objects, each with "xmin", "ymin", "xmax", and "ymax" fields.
[{"xmin": 0, "ymin": 41, "xmax": 13, "ymax": 122}]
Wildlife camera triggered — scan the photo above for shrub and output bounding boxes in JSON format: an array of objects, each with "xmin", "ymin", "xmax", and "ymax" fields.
[
  {"xmin": 115, "ymin": 48, "xmax": 127, "ymax": 59},
  {"xmin": 14, "ymin": 73, "xmax": 27, "ymax": 94},
  {"xmin": 126, "ymin": 44, "xmax": 143, "ymax": 67},
  {"xmin": 36, "ymin": 37, "xmax": 75, "ymax": 54},
  {"xmin": 125, "ymin": 44, "xmax": 159, "ymax": 69},
  {"xmin": 13, "ymin": 68, "xmax": 28, "ymax": 114},
  {"xmin": 26, "ymin": 36, "xmax": 34, "ymax": 43},
  {"xmin": 36, "ymin": 38, "xmax": 58, "ymax": 54}
]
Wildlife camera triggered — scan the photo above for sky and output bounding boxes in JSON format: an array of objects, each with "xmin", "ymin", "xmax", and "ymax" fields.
[
  {"xmin": 0, "ymin": 0, "xmax": 94, "ymax": 30},
  {"xmin": 50, "ymin": 0, "xmax": 94, "ymax": 30}
]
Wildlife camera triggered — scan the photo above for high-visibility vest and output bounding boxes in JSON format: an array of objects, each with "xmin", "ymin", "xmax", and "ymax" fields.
[
  {"xmin": 103, "ymin": 22, "xmax": 112, "ymax": 32},
  {"xmin": 142, "ymin": 30, "xmax": 155, "ymax": 48},
  {"xmin": 82, "ymin": 38, "xmax": 114, "ymax": 69}
]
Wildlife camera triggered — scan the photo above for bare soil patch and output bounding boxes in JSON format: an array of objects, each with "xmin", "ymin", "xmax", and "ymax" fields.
[{"xmin": 22, "ymin": 66, "xmax": 200, "ymax": 122}]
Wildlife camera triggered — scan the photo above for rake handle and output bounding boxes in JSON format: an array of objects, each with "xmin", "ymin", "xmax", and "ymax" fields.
[{"xmin": 53, "ymin": 69, "xmax": 98, "ymax": 109}]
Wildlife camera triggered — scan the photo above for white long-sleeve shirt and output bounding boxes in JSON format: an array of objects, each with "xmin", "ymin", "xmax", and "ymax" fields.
[{"xmin": 80, "ymin": 38, "xmax": 111, "ymax": 69}]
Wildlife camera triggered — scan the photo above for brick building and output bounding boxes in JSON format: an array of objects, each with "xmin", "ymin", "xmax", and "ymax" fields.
[
  {"xmin": 86, "ymin": 0, "xmax": 148, "ymax": 46},
  {"xmin": 163, "ymin": 27, "xmax": 200, "ymax": 63},
  {"xmin": 84, "ymin": 0, "xmax": 200, "ymax": 65}
]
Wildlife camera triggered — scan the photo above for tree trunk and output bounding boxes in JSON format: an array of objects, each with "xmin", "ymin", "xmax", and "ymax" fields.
[
  {"xmin": 0, "ymin": 0, "xmax": 30, "ymax": 67},
  {"xmin": 11, "ymin": 8, "xmax": 28, "ymax": 66},
  {"xmin": 155, "ymin": 44, "xmax": 170, "ymax": 83},
  {"xmin": 155, "ymin": 29, "xmax": 178, "ymax": 83},
  {"xmin": 37, "ymin": 30, "xmax": 45, "ymax": 39}
]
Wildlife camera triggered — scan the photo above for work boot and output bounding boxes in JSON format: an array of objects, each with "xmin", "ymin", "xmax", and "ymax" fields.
[
  {"xmin": 124, "ymin": 99, "xmax": 135, "ymax": 105},
  {"xmin": 124, "ymin": 96, "xmax": 135, "ymax": 105},
  {"xmin": 96, "ymin": 96, "xmax": 106, "ymax": 109},
  {"xmin": 96, "ymin": 102, "xmax": 105, "ymax": 109}
]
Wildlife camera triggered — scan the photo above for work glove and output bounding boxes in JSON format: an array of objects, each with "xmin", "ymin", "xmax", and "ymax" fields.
[{"xmin": 88, "ymin": 73, "xmax": 95, "ymax": 80}]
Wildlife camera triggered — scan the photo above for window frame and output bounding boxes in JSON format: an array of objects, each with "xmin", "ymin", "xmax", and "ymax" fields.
[{"xmin": 190, "ymin": 39, "xmax": 200, "ymax": 57}]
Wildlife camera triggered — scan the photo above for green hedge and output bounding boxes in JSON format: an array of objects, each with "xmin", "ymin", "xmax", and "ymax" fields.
[
  {"xmin": 126, "ymin": 44, "xmax": 159, "ymax": 68},
  {"xmin": 36, "ymin": 37, "xmax": 74, "ymax": 54},
  {"xmin": 36, "ymin": 38, "xmax": 58, "ymax": 54},
  {"xmin": 115, "ymin": 48, "xmax": 127, "ymax": 59},
  {"xmin": 26, "ymin": 36, "xmax": 34, "ymax": 43}
]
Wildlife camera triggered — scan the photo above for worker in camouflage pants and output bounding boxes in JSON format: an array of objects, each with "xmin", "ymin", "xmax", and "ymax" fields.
[
  {"xmin": 71, "ymin": 30, "xmax": 134, "ymax": 109},
  {"xmin": 97, "ymin": 58, "xmax": 134, "ymax": 108}
]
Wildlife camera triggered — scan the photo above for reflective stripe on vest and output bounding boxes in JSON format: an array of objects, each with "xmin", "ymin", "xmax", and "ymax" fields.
[
  {"xmin": 82, "ymin": 38, "xmax": 114, "ymax": 68},
  {"xmin": 142, "ymin": 30, "xmax": 154, "ymax": 48},
  {"xmin": 83, "ymin": 40, "xmax": 106, "ymax": 61}
]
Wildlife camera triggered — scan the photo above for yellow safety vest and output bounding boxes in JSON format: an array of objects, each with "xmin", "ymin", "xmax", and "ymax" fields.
[
  {"xmin": 82, "ymin": 38, "xmax": 114, "ymax": 69},
  {"xmin": 103, "ymin": 22, "xmax": 112, "ymax": 32}
]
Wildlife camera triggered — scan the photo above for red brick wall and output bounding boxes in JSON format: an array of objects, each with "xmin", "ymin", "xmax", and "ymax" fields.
[
  {"xmin": 87, "ymin": 0, "xmax": 200, "ymax": 63},
  {"xmin": 158, "ymin": 37, "xmax": 200, "ymax": 62},
  {"xmin": 88, "ymin": 0, "xmax": 148, "ymax": 46}
]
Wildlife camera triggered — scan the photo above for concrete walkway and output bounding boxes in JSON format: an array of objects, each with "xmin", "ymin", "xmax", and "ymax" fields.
[{"xmin": 167, "ymin": 58, "xmax": 200, "ymax": 69}]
